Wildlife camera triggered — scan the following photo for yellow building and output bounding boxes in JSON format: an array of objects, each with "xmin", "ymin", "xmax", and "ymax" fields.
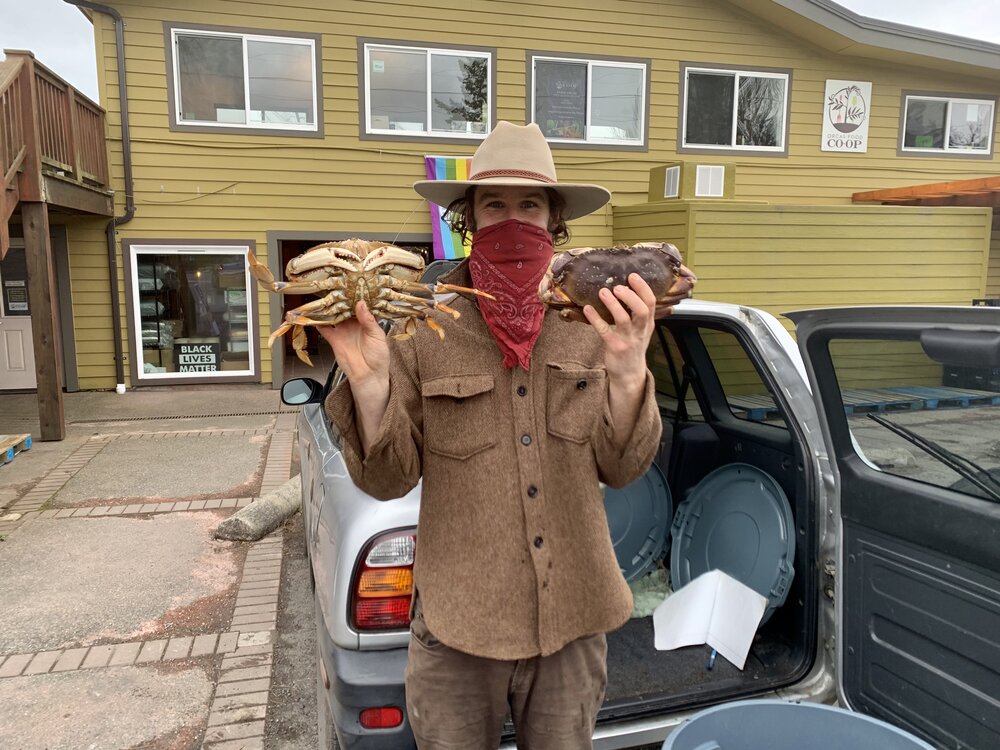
[{"xmin": 2, "ymin": 0, "xmax": 998, "ymax": 395}]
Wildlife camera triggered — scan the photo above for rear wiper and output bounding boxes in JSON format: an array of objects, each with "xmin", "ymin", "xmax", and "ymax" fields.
[{"xmin": 866, "ymin": 414, "xmax": 1000, "ymax": 503}]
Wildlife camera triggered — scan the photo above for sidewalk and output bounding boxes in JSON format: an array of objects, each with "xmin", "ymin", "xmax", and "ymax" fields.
[{"xmin": 0, "ymin": 385, "xmax": 303, "ymax": 749}]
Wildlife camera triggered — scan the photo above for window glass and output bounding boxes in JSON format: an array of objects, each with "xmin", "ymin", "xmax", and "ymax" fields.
[
  {"xmin": 684, "ymin": 67, "xmax": 787, "ymax": 151},
  {"xmin": 173, "ymin": 29, "xmax": 316, "ymax": 131},
  {"xmin": 431, "ymin": 55, "xmax": 488, "ymax": 134},
  {"xmin": 534, "ymin": 60, "xmax": 587, "ymax": 140},
  {"xmin": 532, "ymin": 56, "xmax": 646, "ymax": 145},
  {"xmin": 0, "ymin": 248, "xmax": 30, "ymax": 317},
  {"xmin": 366, "ymin": 44, "xmax": 490, "ymax": 138},
  {"xmin": 369, "ymin": 48, "xmax": 427, "ymax": 132},
  {"xmin": 737, "ymin": 75, "xmax": 784, "ymax": 147},
  {"xmin": 591, "ymin": 65, "xmax": 642, "ymax": 140},
  {"xmin": 686, "ymin": 72, "xmax": 733, "ymax": 146},
  {"xmin": 132, "ymin": 248, "xmax": 253, "ymax": 379},
  {"xmin": 177, "ymin": 34, "xmax": 245, "ymax": 124},
  {"xmin": 903, "ymin": 98, "xmax": 947, "ymax": 149},
  {"xmin": 903, "ymin": 96, "xmax": 993, "ymax": 153},
  {"xmin": 651, "ymin": 326, "xmax": 701, "ymax": 419},
  {"xmin": 949, "ymin": 101, "xmax": 991, "ymax": 150},
  {"xmin": 700, "ymin": 328, "xmax": 787, "ymax": 428},
  {"xmin": 247, "ymin": 39, "xmax": 314, "ymax": 125},
  {"xmin": 829, "ymin": 338, "xmax": 1000, "ymax": 502}
]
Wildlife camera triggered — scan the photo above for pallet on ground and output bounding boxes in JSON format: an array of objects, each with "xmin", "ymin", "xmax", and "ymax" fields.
[
  {"xmin": 0, "ymin": 434, "xmax": 32, "ymax": 465},
  {"xmin": 886, "ymin": 386, "xmax": 1000, "ymax": 409}
]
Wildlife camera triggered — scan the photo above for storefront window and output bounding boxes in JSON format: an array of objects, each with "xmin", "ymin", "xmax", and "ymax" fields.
[{"xmin": 127, "ymin": 244, "xmax": 256, "ymax": 382}]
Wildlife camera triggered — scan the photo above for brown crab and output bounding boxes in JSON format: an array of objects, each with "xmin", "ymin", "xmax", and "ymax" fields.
[
  {"xmin": 538, "ymin": 242, "xmax": 697, "ymax": 323},
  {"xmin": 248, "ymin": 239, "xmax": 490, "ymax": 365}
]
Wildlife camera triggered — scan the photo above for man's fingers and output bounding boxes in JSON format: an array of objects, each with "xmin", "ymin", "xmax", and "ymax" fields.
[
  {"xmin": 582, "ymin": 304, "xmax": 613, "ymax": 336},
  {"xmin": 627, "ymin": 273, "xmax": 657, "ymax": 308}
]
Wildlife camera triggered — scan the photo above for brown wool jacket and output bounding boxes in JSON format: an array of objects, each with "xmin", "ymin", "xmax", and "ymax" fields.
[{"xmin": 325, "ymin": 261, "xmax": 662, "ymax": 660}]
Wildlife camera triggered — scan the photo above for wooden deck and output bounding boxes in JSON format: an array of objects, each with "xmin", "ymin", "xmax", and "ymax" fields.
[{"xmin": 0, "ymin": 49, "xmax": 112, "ymax": 259}]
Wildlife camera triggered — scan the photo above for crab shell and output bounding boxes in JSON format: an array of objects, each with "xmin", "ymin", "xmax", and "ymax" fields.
[{"xmin": 538, "ymin": 242, "xmax": 695, "ymax": 323}]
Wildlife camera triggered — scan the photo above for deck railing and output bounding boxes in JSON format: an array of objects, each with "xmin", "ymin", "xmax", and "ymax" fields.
[{"xmin": 1, "ymin": 50, "xmax": 110, "ymax": 257}]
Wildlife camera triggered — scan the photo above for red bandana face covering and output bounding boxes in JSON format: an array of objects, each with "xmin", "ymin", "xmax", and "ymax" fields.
[{"xmin": 468, "ymin": 219, "xmax": 554, "ymax": 370}]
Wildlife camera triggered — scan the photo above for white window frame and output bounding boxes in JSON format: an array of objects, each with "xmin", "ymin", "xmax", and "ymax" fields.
[
  {"xmin": 682, "ymin": 66, "xmax": 789, "ymax": 153},
  {"xmin": 170, "ymin": 28, "xmax": 318, "ymax": 132},
  {"xmin": 363, "ymin": 43, "xmax": 492, "ymax": 140},
  {"xmin": 901, "ymin": 94, "xmax": 995, "ymax": 155},
  {"xmin": 530, "ymin": 55, "xmax": 647, "ymax": 146},
  {"xmin": 129, "ymin": 244, "xmax": 256, "ymax": 382}
]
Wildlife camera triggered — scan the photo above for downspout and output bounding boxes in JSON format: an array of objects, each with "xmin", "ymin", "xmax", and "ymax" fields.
[{"xmin": 64, "ymin": 0, "xmax": 135, "ymax": 393}]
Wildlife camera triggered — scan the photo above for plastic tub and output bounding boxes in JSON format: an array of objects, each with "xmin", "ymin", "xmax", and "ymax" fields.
[{"xmin": 662, "ymin": 699, "xmax": 935, "ymax": 750}]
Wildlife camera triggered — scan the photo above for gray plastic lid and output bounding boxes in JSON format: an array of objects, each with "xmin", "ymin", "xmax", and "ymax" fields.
[
  {"xmin": 603, "ymin": 462, "xmax": 672, "ymax": 582},
  {"xmin": 670, "ymin": 463, "xmax": 795, "ymax": 620}
]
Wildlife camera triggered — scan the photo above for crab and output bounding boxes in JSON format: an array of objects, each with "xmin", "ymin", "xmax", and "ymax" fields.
[
  {"xmin": 538, "ymin": 242, "xmax": 697, "ymax": 323},
  {"xmin": 248, "ymin": 239, "xmax": 490, "ymax": 366}
]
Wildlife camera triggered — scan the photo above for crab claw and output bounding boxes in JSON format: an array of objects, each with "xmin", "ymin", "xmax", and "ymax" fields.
[
  {"xmin": 434, "ymin": 302, "xmax": 461, "ymax": 319},
  {"xmin": 247, "ymin": 249, "xmax": 277, "ymax": 288},
  {"xmin": 425, "ymin": 317, "xmax": 445, "ymax": 340},
  {"xmin": 291, "ymin": 325, "xmax": 313, "ymax": 367}
]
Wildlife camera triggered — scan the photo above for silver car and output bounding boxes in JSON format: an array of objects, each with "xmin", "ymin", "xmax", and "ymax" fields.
[{"xmin": 286, "ymin": 301, "xmax": 1000, "ymax": 749}]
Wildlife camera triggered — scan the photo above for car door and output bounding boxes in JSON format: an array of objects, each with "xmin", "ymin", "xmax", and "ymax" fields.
[{"xmin": 789, "ymin": 306, "xmax": 1000, "ymax": 750}]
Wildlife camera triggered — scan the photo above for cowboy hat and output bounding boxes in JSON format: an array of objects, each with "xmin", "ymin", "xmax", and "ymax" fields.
[{"xmin": 413, "ymin": 121, "xmax": 611, "ymax": 220}]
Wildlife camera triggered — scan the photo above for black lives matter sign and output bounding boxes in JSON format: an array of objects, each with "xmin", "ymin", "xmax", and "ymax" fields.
[{"xmin": 175, "ymin": 342, "xmax": 220, "ymax": 372}]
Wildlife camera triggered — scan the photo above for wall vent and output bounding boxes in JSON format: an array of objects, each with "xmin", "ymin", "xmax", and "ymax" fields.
[
  {"xmin": 695, "ymin": 165, "xmax": 726, "ymax": 197},
  {"xmin": 663, "ymin": 166, "xmax": 681, "ymax": 198}
]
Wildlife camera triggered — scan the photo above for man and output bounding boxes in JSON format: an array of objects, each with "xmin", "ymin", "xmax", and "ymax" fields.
[{"xmin": 320, "ymin": 122, "xmax": 686, "ymax": 748}]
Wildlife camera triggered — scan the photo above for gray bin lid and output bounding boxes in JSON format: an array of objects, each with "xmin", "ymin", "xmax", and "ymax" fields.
[
  {"xmin": 603, "ymin": 462, "xmax": 672, "ymax": 582},
  {"xmin": 670, "ymin": 463, "xmax": 795, "ymax": 621}
]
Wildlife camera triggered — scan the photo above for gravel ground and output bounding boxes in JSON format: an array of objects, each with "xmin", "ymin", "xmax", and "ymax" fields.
[{"xmin": 265, "ymin": 510, "xmax": 319, "ymax": 750}]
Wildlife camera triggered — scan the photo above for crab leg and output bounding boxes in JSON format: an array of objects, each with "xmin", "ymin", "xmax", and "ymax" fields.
[
  {"xmin": 290, "ymin": 325, "xmax": 314, "ymax": 367},
  {"xmin": 435, "ymin": 283, "xmax": 495, "ymax": 301}
]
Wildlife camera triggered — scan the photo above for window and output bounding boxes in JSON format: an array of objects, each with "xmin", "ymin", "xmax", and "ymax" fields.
[
  {"xmin": 681, "ymin": 65, "xmax": 789, "ymax": 152},
  {"xmin": 529, "ymin": 55, "xmax": 647, "ymax": 146},
  {"xmin": 363, "ymin": 43, "xmax": 492, "ymax": 138},
  {"xmin": 829, "ymin": 337, "xmax": 999, "ymax": 502},
  {"xmin": 125, "ymin": 243, "xmax": 258, "ymax": 383},
  {"xmin": 169, "ymin": 27, "xmax": 318, "ymax": 133},
  {"xmin": 901, "ymin": 94, "xmax": 995, "ymax": 155}
]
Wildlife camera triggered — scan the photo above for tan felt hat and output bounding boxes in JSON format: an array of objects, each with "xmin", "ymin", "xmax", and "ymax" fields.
[{"xmin": 413, "ymin": 121, "xmax": 611, "ymax": 220}]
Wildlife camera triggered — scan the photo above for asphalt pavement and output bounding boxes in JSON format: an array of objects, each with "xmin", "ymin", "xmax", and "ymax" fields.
[{"xmin": 0, "ymin": 385, "xmax": 317, "ymax": 750}]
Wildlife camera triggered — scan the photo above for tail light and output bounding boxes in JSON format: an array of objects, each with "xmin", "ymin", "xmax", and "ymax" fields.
[
  {"xmin": 360, "ymin": 706, "xmax": 404, "ymax": 729},
  {"xmin": 351, "ymin": 529, "xmax": 415, "ymax": 631}
]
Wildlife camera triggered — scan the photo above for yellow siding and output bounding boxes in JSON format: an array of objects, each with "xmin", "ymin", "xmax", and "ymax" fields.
[
  {"xmin": 989, "ymin": 216, "xmax": 1000, "ymax": 299},
  {"xmin": 63, "ymin": 217, "xmax": 119, "ymax": 390},
  {"xmin": 79, "ymin": 0, "xmax": 1000, "ymax": 386}
]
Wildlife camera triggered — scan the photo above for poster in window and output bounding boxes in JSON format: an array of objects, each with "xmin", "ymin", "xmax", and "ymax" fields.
[
  {"xmin": 534, "ymin": 61, "xmax": 586, "ymax": 140},
  {"xmin": 822, "ymin": 80, "xmax": 872, "ymax": 152}
]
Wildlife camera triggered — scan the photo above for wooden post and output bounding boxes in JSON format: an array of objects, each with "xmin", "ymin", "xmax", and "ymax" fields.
[{"xmin": 22, "ymin": 201, "xmax": 65, "ymax": 441}]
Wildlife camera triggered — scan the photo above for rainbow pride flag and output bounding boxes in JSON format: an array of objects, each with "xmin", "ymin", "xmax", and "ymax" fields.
[{"xmin": 424, "ymin": 155, "xmax": 473, "ymax": 260}]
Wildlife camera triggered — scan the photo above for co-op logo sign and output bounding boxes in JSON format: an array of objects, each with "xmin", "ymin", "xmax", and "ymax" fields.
[{"xmin": 822, "ymin": 80, "xmax": 872, "ymax": 153}]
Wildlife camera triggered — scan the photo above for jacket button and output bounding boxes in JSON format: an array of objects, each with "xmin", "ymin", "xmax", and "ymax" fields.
[
  {"xmin": 527, "ymin": 485, "xmax": 538, "ymax": 497},
  {"xmin": 533, "ymin": 536, "xmax": 544, "ymax": 548},
  {"xmin": 520, "ymin": 434, "xmax": 531, "ymax": 446},
  {"xmin": 517, "ymin": 385, "xmax": 527, "ymax": 397},
  {"xmin": 577, "ymin": 380, "xmax": 588, "ymax": 390}
]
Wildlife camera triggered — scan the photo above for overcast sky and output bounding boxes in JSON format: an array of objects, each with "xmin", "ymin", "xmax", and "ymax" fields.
[{"xmin": 0, "ymin": 0, "xmax": 998, "ymax": 103}]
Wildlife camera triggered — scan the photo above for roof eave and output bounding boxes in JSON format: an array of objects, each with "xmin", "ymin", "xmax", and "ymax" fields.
[{"xmin": 726, "ymin": 0, "xmax": 1000, "ymax": 81}]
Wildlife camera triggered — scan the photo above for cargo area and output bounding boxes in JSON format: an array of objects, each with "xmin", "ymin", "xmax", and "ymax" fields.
[{"xmin": 595, "ymin": 316, "xmax": 818, "ymax": 723}]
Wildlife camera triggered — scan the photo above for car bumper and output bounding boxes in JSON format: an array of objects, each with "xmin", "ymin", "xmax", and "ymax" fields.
[{"xmin": 317, "ymin": 625, "xmax": 414, "ymax": 750}]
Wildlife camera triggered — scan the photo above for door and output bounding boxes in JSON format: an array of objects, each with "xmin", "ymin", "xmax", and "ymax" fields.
[
  {"xmin": 0, "ymin": 245, "xmax": 36, "ymax": 390},
  {"xmin": 790, "ymin": 306, "xmax": 1000, "ymax": 750}
]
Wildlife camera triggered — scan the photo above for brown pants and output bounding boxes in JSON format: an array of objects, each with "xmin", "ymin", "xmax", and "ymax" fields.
[{"xmin": 405, "ymin": 608, "xmax": 608, "ymax": 749}]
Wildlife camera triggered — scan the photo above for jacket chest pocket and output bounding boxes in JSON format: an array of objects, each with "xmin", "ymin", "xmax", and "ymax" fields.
[
  {"xmin": 546, "ymin": 364, "xmax": 606, "ymax": 444},
  {"xmin": 421, "ymin": 374, "xmax": 497, "ymax": 459}
]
